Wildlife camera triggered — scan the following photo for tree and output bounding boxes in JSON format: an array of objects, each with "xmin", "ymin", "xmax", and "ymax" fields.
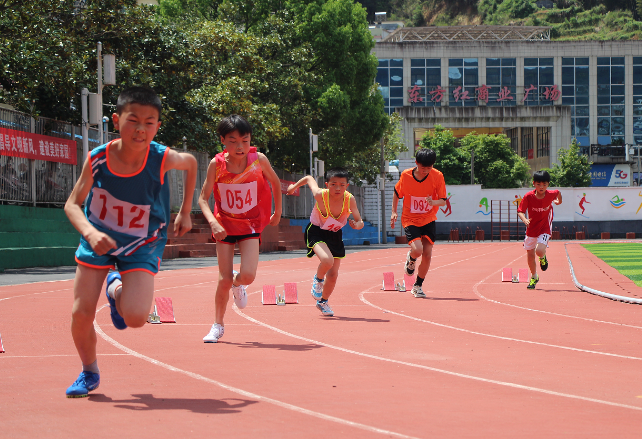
[
  {"xmin": 345, "ymin": 111, "xmax": 407, "ymax": 184},
  {"xmin": 418, "ymin": 125, "xmax": 469, "ymax": 185},
  {"xmin": 545, "ymin": 138, "xmax": 592, "ymax": 187},
  {"xmin": 459, "ymin": 133, "xmax": 530, "ymax": 188}
]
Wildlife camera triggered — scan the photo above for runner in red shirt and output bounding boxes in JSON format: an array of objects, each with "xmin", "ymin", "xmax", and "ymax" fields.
[{"xmin": 517, "ymin": 170, "xmax": 562, "ymax": 289}]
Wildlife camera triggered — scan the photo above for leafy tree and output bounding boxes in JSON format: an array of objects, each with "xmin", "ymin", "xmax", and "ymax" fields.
[
  {"xmin": 459, "ymin": 132, "xmax": 530, "ymax": 188},
  {"xmin": 545, "ymin": 138, "xmax": 592, "ymax": 187},
  {"xmin": 345, "ymin": 111, "xmax": 407, "ymax": 184},
  {"xmin": 418, "ymin": 125, "xmax": 468, "ymax": 185}
]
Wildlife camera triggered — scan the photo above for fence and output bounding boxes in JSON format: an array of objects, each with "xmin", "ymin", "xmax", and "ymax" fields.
[
  {"xmin": 0, "ymin": 107, "xmax": 118, "ymax": 206},
  {"xmin": 1, "ymin": 107, "xmax": 365, "ymax": 219}
]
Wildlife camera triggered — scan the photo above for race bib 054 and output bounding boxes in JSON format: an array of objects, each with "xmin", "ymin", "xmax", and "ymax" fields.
[{"xmin": 218, "ymin": 181, "xmax": 258, "ymax": 215}]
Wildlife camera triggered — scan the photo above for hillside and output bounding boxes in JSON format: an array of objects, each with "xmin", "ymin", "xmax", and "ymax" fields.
[{"xmin": 364, "ymin": 0, "xmax": 642, "ymax": 40}]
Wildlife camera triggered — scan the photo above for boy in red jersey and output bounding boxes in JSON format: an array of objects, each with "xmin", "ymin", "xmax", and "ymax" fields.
[
  {"xmin": 517, "ymin": 170, "xmax": 563, "ymax": 289},
  {"xmin": 390, "ymin": 148, "xmax": 447, "ymax": 298},
  {"xmin": 198, "ymin": 115, "xmax": 282, "ymax": 342}
]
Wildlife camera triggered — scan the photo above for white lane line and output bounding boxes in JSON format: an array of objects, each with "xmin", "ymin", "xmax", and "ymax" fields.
[
  {"xmin": 473, "ymin": 254, "xmax": 642, "ymax": 330},
  {"xmin": 360, "ymin": 291, "xmax": 642, "ymax": 361},
  {"xmin": 233, "ymin": 302, "xmax": 642, "ymax": 412},
  {"xmin": 93, "ymin": 307, "xmax": 419, "ymax": 439},
  {"xmin": 0, "ymin": 353, "xmax": 129, "ymax": 359}
]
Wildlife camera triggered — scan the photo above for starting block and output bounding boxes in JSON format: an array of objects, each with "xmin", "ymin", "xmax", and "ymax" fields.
[
  {"xmin": 395, "ymin": 273, "xmax": 415, "ymax": 292},
  {"xmin": 262, "ymin": 285, "xmax": 277, "ymax": 305},
  {"xmin": 502, "ymin": 268, "xmax": 530, "ymax": 283},
  {"xmin": 0, "ymin": 333, "xmax": 4, "ymax": 353},
  {"xmin": 155, "ymin": 297, "xmax": 176, "ymax": 323},
  {"xmin": 518, "ymin": 268, "xmax": 529, "ymax": 283},
  {"xmin": 283, "ymin": 282, "xmax": 299, "ymax": 304},
  {"xmin": 382, "ymin": 272, "xmax": 396, "ymax": 291},
  {"xmin": 147, "ymin": 306, "xmax": 162, "ymax": 324}
]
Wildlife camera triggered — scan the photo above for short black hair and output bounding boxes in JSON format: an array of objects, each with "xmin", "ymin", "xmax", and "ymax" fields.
[
  {"xmin": 415, "ymin": 148, "xmax": 436, "ymax": 167},
  {"xmin": 533, "ymin": 170, "xmax": 551, "ymax": 183},
  {"xmin": 325, "ymin": 167, "xmax": 350, "ymax": 182},
  {"xmin": 116, "ymin": 86, "xmax": 162, "ymax": 117},
  {"xmin": 217, "ymin": 114, "xmax": 253, "ymax": 138}
]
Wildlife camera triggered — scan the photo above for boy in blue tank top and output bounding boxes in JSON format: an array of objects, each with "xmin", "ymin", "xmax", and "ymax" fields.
[{"xmin": 63, "ymin": 86, "xmax": 197, "ymax": 398}]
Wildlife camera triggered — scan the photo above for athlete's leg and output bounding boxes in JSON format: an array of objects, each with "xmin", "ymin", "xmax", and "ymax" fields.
[
  {"xmin": 214, "ymin": 243, "xmax": 235, "ymax": 325},
  {"xmin": 313, "ymin": 242, "xmax": 335, "ymax": 280},
  {"xmin": 535, "ymin": 242, "xmax": 547, "ymax": 259},
  {"xmin": 416, "ymin": 236, "xmax": 434, "ymax": 279},
  {"xmin": 409, "ymin": 238, "xmax": 423, "ymax": 260},
  {"xmin": 71, "ymin": 265, "xmax": 109, "ymax": 366},
  {"xmin": 526, "ymin": 248, "xmax": 538, "ymax": 277},
  {"xmin": 234, "ymin": 239, "xmax": 260, "ymax": 286},
  {"xmin": 322, "ymin": 258, "xmax": 342, "ymax": 300},
  {"xmin": 118, "ymin": 270, "xmax": 155, "ymax": 328}
]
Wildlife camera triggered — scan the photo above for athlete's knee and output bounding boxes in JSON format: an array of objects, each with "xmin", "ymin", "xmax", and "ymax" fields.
[
  {"xmin": 123, "ymin": 311, "xmax": 148, "ymax": 328},
  {"xmin": 71, "ymin": 307, "xmax": 96, "ymax": 327},
  {"xmin": 318, "ymin": 256, "xmax": 334, "ymax": 272},
  {"xmin": 235, "ymin": 270, "xmax": 256, "ymax": 286},
  {"xmin": 410, "ymin": 244, "xmax": 423, "ymax": 259}
]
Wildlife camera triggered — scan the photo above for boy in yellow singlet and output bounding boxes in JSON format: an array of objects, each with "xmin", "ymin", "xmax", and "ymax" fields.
[{"xmin": 287, "ymin": 168, "xmax": 364, "ymax": 316}]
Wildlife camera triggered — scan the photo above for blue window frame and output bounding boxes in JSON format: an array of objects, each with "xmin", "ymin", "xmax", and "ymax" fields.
[
  {"xmin": 377, "ymin": 59, "xmax": 404, "ymax": 115},
  {"xmin": 562, "ymin": 57, "xmax": 589, "ymax": 147}
]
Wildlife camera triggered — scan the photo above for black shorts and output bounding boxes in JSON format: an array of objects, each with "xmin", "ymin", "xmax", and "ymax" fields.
[
  {"xmin": 217, "ymin": 233, "xmax": 261, "ymax": 244},
  {"xmin": 404, "ymin": 221, "xmax": 436, "ymax": 245},
  {"xmin": 304, "ymin": 223, "xmax": 345, "ymax": 259}
]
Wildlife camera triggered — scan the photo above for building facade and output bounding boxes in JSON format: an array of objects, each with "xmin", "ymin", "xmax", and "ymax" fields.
[{"xmin": 373, "ymin": 26, "xmax": 642, "ymax": 180}]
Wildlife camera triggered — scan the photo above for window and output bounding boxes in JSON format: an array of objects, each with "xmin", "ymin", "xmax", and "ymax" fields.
[
  {"xmin": 449, "ymin": 58, "xmax": 478, "ymax": 107},
  {"xmin": 633, "ymin": 57, "xmax": 642, "ymax": 145},
  {"xmin": 561, "ymin": 57, "xmax": 589, "ymax": 147},
  {"xmin": 537, "ymin": 127, "xmax": 550, "ymax": 157},
  {"xmin": 521, "ymin": 127, "xmax": 534, "ymax": 159},
  {"xmin": 486, "ymin": 58, "xmax": 516, "ymax": 107},
  {"xmin": 377, "ymin": 59, "xmax": 404, "ymax": 115},
  {"xmin": 409, "ymin": 59, "xmax": 441, "ymax": 107},
  {"xmin": 523, "ymin": 58, "xmax": 554, "ymax": 106},
  {"xmin": 597, "ymin": 57, "xmax": 625, "ymax": 145},
  {"xmin": 506, "ymin": 128, "xmax": 519, "ymax": 153}
]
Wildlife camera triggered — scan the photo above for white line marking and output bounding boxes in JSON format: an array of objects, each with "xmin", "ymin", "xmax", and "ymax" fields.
[
  {"xmin": 93, "ymin": 307, "xmax": 420, "ymax": 439},
  {"xmin": 233, "ymin": 304, "xmax": 642, "ymax": 411},
  {"xmin": 0, "ymin": 353, "xmax": 129, "ymax": 359},
  {"xmin": 360, "ymin": 291, "xmax": 642, "ymax": 361}
]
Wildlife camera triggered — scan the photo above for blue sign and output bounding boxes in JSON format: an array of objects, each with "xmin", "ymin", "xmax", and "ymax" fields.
[{"xmin": 589, "ymin": 164, "xmax": 630, "ymax": 187}]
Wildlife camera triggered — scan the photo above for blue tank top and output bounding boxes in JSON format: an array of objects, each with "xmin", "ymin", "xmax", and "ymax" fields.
[{"xmin": 81, "ymin": 140, "xmax": 170, "ymax": 257}]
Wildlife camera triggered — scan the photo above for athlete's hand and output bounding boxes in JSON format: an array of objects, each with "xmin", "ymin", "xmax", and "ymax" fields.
[
  {"xmin": 523, "ymin": 218, "xmax": 531, "ymax": 227},
  {"xmin": 426, "ymin": 196, "xmax": 433, "ymax": 206},
  {"xmin": 269, "ymin": 209, "xmax": 282, "ymax": 226},
  {"xmin": 85, "ymin": 229, "xmax": 117, "ymax": 256},
  {"xmin": 211, "ymin": 221, "xmax": 227, "ymax": 241},
  {"xmin": 286, "ymin": 184, "xmax": 296, "ymax": 195},
  {"xmin": 174, "ymin": 211, "xmax": 192, "ymax": 237},
  {"xmin": 349, "ymin": 219, "xmax": 364, "ymax": 230},
  {"xmin": 390, "ymin": 212, "xmax": 397, "ymax": 229}
]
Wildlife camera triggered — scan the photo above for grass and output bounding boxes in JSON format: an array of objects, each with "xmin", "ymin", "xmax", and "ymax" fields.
[{"xmin": 581, "ymin": 243, "xmax": 642, "ymax": 287}]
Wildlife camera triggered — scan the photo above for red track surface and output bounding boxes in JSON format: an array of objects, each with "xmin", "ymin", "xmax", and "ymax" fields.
[{"xmin": 2, "ymin": 242, "xmax": 642, "ymax": 438}]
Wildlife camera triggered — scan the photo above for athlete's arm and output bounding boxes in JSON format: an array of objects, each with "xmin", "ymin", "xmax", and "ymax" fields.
[
  {"xmin": 64, "ymin": 156, "xmax": 117, "ymax": 255},
  {"xmin": 198, "ymin": 159, "xmax": 227, "ymax": 241},
  {"xmin": 348, "ymin": 195, "xmax": 364, "ymax": 230},
  {"xmin": 390, "ymin": 192, "xmax": 400, "ymax": 229},
  {"xmin": 258, "ymin": 153, "xmax": 282, "ymax": 226},
  {"xmin": 163, "ymin": 149, "xmax": 197, "ymax": 237},
  {"xmin": 287, "ymin": 175, "xmax": 324, "ymax": 205},
  {"xmin": 553, "ymin": 191, "xmax": 562, "ymax": 205}
]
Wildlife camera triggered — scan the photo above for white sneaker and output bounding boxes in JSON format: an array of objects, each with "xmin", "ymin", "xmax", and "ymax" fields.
[
  {"xmin": 311, "ymin": 276, "xmax": 324, "ymax": 300},
  {"xmin": 411, "ymin": 285, "xmax": 426, "ymax": 298},
  {"xmin": 203, "ymin": 323, "xmax": 224, "ymax": 343},
  {"xmin": 404, "ymin": 252, "xmax": 416, "ymax": 276},
  {"xmin": 316, "ymin": 300, "xmax": 334, "ymax": 316},
  {"xmin": 231, "ymin": 270, "xmax": 247, "ymax": 309}
]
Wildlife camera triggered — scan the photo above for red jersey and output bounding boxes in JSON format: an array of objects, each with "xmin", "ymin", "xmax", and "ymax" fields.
[
  {"xmin": 394, "ymin": 167, "xmax": 447, "ymax": 228},
  {"xmin": 517, "ymin": 189, "xmax": 560, "ymax": 237},
  {"xmin": 212, "ymin": 147, "xmax": 272, "ymax": 236}
]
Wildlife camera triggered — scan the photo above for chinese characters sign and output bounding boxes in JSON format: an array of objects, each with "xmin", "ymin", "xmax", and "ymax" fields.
[
  {"xmin": 407, "ymin": 84, "xmax": 560, "ymax": 104},
  {"xmin": 0, "ymin": 127, "xmax": 77, "ymax": 165}
]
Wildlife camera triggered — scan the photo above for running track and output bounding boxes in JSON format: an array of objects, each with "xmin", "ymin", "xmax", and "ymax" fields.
[{"xmin": 1, "ymin": 242, "xmax": 641, "ymax": 438}]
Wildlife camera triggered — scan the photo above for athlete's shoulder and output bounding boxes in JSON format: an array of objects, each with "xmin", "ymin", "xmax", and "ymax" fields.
[
  {"xmin": 149, "ymin": 141, "xmax": 168, "ymax": 154},
  {"xmin": 90, "ymin": 142, "xmax": 108, "ymax": 158}
]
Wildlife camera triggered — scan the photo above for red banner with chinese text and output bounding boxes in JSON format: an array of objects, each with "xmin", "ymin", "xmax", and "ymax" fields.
[
  {"xmin": 279, "ymin": 179, "xmax": 299, "ymax": 196},
  {"xmin": 0, "ymin": 127, "xmax": 77, "ymax": 165}
]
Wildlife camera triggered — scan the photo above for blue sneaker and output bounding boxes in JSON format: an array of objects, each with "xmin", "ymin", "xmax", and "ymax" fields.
[
  {"xmin": 66, "ymin": 371, "xmax": 100, "ymax": 398},
  {"xmin": 106, "ymin": 272, "xmax": 127, "ymax": 330},
  {"xmin": 311, "ymin": 275, "xmax": 324, "ymax": 300}
]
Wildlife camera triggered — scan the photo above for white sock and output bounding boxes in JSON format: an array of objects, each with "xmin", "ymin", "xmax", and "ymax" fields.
[
  {"xmin": 82, "ymin": 360, "xmax": 99, "ymax": 374},
  {"xmin": 107, "ymin": 279, "xmax": 122, "ymax": 299}
]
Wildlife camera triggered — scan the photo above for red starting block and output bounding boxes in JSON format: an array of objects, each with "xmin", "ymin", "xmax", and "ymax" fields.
[
  {"xmin": 0, "ymin": 333, "xmax": 4, "ymax": 353},
  {"xmin": 518, "ymin": 269, "xmax": 530, "ymax": 283},
  {"xmin": 403, "ymin": 273, "xmax": 414, "ymax": 291},
  {"xmin": 502, "ymin": 268, "xmax": 513, "ymax": 282},
  {"xmin": 262, "ymin": 285, "xmax": 277, "ymax": 305},
  {"xmin": 284, "ymin": 283, "xmax": 298, "ymax": 304},
  {"xmin": 382, "ymin": 272, "xmax": 396, "ymax": 291},
  {"xmin": 155, "ymin": 297, "xmax": 176, "ymax": 323}
]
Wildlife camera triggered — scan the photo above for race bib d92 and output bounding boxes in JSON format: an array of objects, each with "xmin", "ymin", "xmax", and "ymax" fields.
[
  {"xmin": 410, "ymin": 196, "xmax": 433, "ymax": 214},
  {"xmin": 218, "ymin": 181, "xmax": 258, "ymax": 214}
]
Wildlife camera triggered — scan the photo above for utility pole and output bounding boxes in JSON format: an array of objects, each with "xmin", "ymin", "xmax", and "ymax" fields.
[
  {"xmin": 380, "ymin": 137, "xmax": 386, "ymax": 243},
  {"xmin": 97, "ymin": 42, "xmax": 103, "ymax": 145},
  {"xmin": 471, "ymin": 150, "xmax": 475, "ymax": 184}
]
